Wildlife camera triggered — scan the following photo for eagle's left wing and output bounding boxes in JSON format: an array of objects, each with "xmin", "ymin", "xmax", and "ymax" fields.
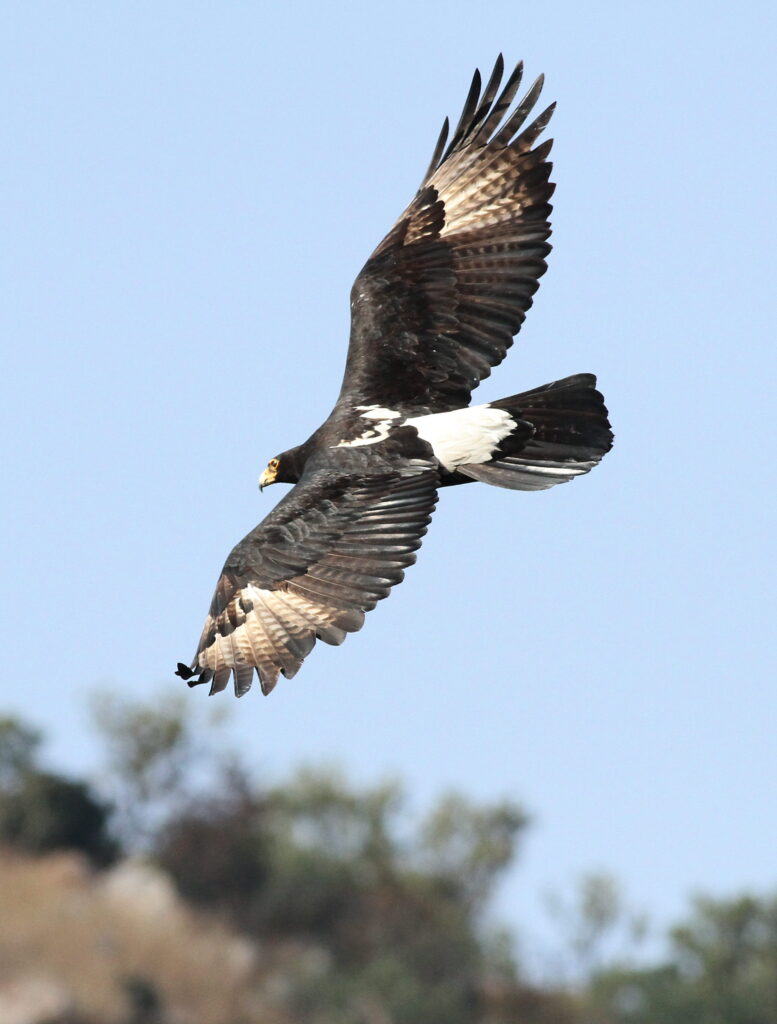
[
  {"xmin": 338, "ymin": 55, "xmax": 555, "ymax": 415},
  {"xmin": 177, "ymin": 459, "xmax": 438, "ymax": 696}
]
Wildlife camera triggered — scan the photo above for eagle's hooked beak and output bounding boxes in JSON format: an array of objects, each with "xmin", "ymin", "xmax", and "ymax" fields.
[{"xmin": 259, "ymin": 460, "xmax": 279, "ymax": 492}]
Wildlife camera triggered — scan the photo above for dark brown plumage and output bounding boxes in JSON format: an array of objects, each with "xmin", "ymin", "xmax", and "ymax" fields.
[{"xmin": 177, "ymin": 56, "xmax": 612, "ymax": 697}]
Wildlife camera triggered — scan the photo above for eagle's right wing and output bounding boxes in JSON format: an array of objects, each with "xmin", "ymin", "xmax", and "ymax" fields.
[
  {"xmin": 177, "ymin": 459, "xmax": 438, "ymax": 697},
  {"xmin": 339, "ymin": 55, "xmax": 555, "ymax": 415}
]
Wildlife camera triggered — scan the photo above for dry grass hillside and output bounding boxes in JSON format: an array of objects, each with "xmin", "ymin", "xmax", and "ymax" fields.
[{"xmin": 0, "ymin": 846, "xmax": 324, "ymax": 1024}]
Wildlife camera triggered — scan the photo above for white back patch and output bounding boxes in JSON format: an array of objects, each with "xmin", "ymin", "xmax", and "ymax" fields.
[
  {"xmin": 404, "ymin": 405, "xmax": 515, "ymax": 471},
  {"xmin": 334, "ymin": 406, "xmax": 401, "ymax": 448}
]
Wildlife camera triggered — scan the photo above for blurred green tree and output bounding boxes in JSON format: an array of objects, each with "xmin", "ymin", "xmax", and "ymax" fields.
[
  {"xmin": 0, "ymin": 716, "xmax": 42, "ymax": 783},
  {"xmin": 419, "ymin": 791, "xmax": 529, "ymax": 909},
  {"xmin": 588, "ymin": 892, "xmax": 777, "ymax": 1023},
  {"xmin": 12, "ymin": 694, "xmax": 777, "ymax": 1024},
  {"xmin": 544, "ymin": 871, "xmax": 647, "ymax": 979},
  {"xmin": 155, "ymin": 761, "xmax": 532, "ymax": 1024},
  {"xmin": 89, "ymin": 691, "xmax": 228, "ymax": 846},
  {"xmin": 85, "ymin": 692, "xmax": 545, "ymax": 1022},
  {"xmin": 154, "ymin": 764, "xmax": 271, "ymax": 918},
  {"xmin": 0, "ymin": 715, "xmax": 117, "ymax": 865}
]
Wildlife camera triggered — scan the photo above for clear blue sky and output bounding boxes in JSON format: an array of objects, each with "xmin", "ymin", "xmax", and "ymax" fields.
[{"xmin": 3, "ymin": 0, "xmax": 776, "ymax": 965}]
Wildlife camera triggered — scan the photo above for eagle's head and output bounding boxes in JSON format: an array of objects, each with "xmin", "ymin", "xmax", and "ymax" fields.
[
  {"xmin": 258, "ymin": 457, "xmax": 281, "ymax": 490},
  {"xmin": 259, "ymin": 445, "xmax": 307, "ymax": 490}
]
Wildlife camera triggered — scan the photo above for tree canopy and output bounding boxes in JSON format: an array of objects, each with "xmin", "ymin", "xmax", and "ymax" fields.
[{"xmin": 0, "ymin": 696, "xmax": 775, "ymax": 1024}]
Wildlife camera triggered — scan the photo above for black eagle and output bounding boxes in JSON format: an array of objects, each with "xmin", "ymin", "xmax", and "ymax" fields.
[{"xmin": 177, "ymin": 56, "xmax": 613, "ymax": 697}]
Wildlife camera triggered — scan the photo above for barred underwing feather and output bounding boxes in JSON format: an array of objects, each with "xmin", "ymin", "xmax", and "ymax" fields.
[{"xmin": 179, "ymin": 462, "xmax": 438, "ymax": 695}]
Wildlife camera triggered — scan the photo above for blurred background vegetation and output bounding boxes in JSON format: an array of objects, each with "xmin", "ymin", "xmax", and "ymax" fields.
[{"xmin": 1, "ymin": 697, "xmax": 776, "ymax": 1024}]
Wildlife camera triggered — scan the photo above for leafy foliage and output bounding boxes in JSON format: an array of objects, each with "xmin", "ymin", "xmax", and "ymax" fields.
[
  {"xmin": 88, "ymin": 691, "xmax": 226, "ymax": 847},
  {"xmin": 0, "ymin": 769, "xmax": 117, "ymax": 865},
  {"xmin": 85, "ymin": 695, "xmax": 538, "ymax": 1022},
  {"xmin": 155, "ymin": 767, "xmax": 271, "ymax": 920},
  {"xmin": 0, "ymin": 716, "xmax": 41, "ymax": 783},
  {"xmin": 590, "ymin": 893, "xmax": 777, "ymax": 1023},
  {"xmin": 0, "ymin": 716, "xmax": 117, "ymax": 865},
  {"xmin": 544, "ymin": 872, "xmax": 647, "ymax": 979},
  {"xmin": 2, "ymin": 696, "xmax": 777, "ymax": 1024},
  {"xmin": 154, "ymin": 760, "xmax": 528, "ymax": 1024}
]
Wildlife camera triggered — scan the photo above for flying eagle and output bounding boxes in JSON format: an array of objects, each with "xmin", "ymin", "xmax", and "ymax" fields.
[{"xmin": 177, "ymin": 56, "xmax": 613, "ymax": 697}]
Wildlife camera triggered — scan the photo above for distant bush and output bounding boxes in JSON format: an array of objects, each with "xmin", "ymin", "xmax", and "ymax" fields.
[
  {"xmin": 0, "ymin": 769, "xmax": 118, "ymax": 865},
  {"xmin": 155, "ymin": 775, "xmax": 270, "ymax": 919},
  {"xmin": 154, "ymin": 764, "xmax": 529, "ymax": 1024},
  {"xmin": 589, "ymin": 893, "xmax": 777, "ymax": 1024},
  {"xmin": 7, "ymin": 696, "xmax": 777, "ymax": 1024},
  {"xmin": 0, "ymin": 716, "xmax": 118, "ymax": 865}
]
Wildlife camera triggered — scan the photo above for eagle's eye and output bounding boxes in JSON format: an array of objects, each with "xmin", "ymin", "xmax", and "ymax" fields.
[{"xmin": 269, "ymin": 458, "xmax": 280, "ymax": 471}]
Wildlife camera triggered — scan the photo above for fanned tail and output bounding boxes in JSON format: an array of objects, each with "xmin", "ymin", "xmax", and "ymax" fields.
[{"xmin": 456, "ymin": 373, "xmax": 612, "ymax": 490}]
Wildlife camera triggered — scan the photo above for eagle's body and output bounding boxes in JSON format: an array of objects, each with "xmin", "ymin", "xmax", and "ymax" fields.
[{"xmin": 177, "ymin": 57, "xmax": 613, "ymax": 697}]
